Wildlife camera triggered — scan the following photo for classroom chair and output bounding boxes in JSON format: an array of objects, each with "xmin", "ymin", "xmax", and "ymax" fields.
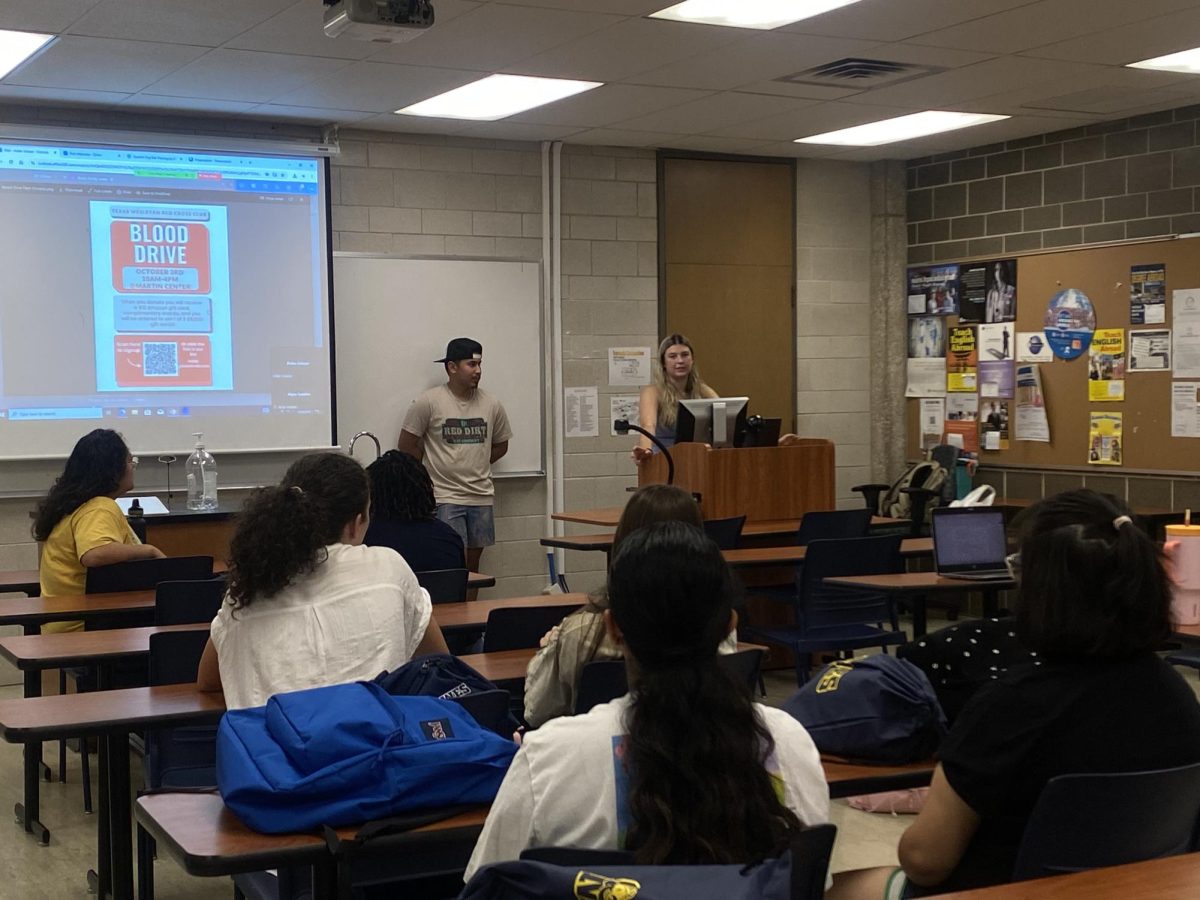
[
  {"xmin": 744, "ymin": 535, "xmax": 908, "ymax": 686},
  {"xmin": 794, "ymin": 509, "xmax": 873, "ymax": 546},
  {"xmin": 153, "ymin": 576, "xmax": 226, "ymax": 626},
  {"xmin": 415, "ymin": 568, "xmax": 469, "ymax": 604},
  {"xmin": 481, "ymin": 604, "xmax": 583, "ymax": 653},
  {"xmin": 1011, "ymin": 761, "xmax": 1200, "ymax": 881},
  {"xmin": 703, "ymin": 515, "xmax": 746, "ymax": 550},
  {"xmin": 1165, "ymin": 647, "xmax": 1200, "ymax": 678},
  {"xmin": 574, "ymin": 660, "xmax": 628, "ymax": 715}
]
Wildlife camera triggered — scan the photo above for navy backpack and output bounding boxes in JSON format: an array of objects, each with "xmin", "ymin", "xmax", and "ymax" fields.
[
  {"xmin": 374, "ymin": 652, "xmax": 519, "ymax": 736},
  {"xmin": 217, "ymin": 681, "xmax": 516, "ymax": 833}
]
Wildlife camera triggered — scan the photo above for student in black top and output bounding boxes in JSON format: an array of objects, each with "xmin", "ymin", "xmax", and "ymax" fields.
[
  {"xmin": 829, "ymin": 489, "xmax": 1200, "ymax": 899},
  {"xmin": 363, "ymin": 450, "xmax": 466, "ymax": 573}
]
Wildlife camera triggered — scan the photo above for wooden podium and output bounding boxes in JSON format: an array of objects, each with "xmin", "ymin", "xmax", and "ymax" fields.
[{"xmin": 637, "ymin": 439, "xmax": 835, "ymax": 522}]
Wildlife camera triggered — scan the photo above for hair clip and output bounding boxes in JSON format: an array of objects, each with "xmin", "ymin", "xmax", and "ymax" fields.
[
  {"xmin": 1113, "ymin": 515, "xmax": 1132, "ymax": 530},
  {"xmin": 290, "ymin": 485, "xmax": 305, "ymax": 496}
]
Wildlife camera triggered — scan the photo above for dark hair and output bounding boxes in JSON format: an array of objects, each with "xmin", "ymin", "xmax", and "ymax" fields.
[
  {"xmin": 366, "ymin": 450, "xmax": 435, "ymax": 522},
  {"xmin": 1015, "ymin": 489, "xmax": 1171, "ymax": 660},
  {"xmin": 607, "ymin": 522, "xmax": 800, "ymax": 865},
  {"xmin": 226, "ymin": 453, "xmax": 369, "ymax": 608},
  {"xmin": 33, "ymin": 429, "xmax": 129, "ymax": 541}
]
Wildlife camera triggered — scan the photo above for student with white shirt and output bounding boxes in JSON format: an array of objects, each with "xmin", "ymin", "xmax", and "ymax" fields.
[
  {"xmin": 466, "ymin": 521, "xmax": 829, "ymax": 879},
  {"xmin": 197, "ymin": 452, "xmax": 448, "ymax": 710}
]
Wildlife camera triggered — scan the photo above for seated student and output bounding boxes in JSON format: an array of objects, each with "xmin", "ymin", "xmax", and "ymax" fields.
[
  {"xmin": 33, "ymin": 428, "xmax": 165, "ymax": 633},
  {"xmin": 829, "ymin": 490, "xmax": 1200, "ymax": 899},
  {"xmin": 363, "ymin": 449, "xmax": 466, "ymax": 572},
  {"xmin": 523, "ymin": 483, "xmax": 736, "ymax": 728},
  {"xmin": 197, "ymin": 452, "xmax": 448, "ymax": 710},
  {"xmin": 466, "ymin": 521, "xmax": 828, "ymax": 878}
]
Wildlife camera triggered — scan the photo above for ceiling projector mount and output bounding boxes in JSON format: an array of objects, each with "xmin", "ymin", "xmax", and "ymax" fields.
[{"xmin": 322, "ymin": 0, "xmax": 435, "ymax": 43}]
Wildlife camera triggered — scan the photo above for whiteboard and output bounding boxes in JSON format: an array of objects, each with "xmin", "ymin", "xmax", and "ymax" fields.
[{"xmin": 332, "ymin": 254, "xmax": 544, "ymax": 475}]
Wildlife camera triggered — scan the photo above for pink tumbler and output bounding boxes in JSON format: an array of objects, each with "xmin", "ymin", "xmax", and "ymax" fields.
[{"xmin": 1164, "ymin": 524, "xmax": 1200, "ymax": 626}]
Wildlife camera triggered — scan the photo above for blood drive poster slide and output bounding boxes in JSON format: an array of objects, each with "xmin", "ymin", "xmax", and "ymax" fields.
[{"xmin": 89, "ymin": 201, "xmax": 232, "ymax": 391}]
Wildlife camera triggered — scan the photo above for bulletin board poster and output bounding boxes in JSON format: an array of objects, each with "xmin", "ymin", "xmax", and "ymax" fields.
[
  {"xmin": 945, "ymin": 393, "xmax": 979, "ymax": 452},
  {"xmin": 1130, "ymin": 264, "xmax": 1165, "ymax": 325},
  {"xmin": 1043, "ymin": 288, "xmax": 1096, "ymax": 360},
  {"xmin": 1088, "ymin": 412, "xmax": 1123, "ymax": 465},
  {"xmin": 947, "ymin": 326, "xmax": 978, "ymax": 392},
  {"xmin": 89, "ymin": 201, "xmax": 232, "ymax": 392},
  {"xmin": 907, "ymin": 264, "xmax": 959, "ymax": 316},
  {"xmin": 1087, "ymin": 329, "xmax": 1126, "ymax": 402},
  {"xmin": 980, "ymin": 399, "xmax": 1010, "ymax": 450}
]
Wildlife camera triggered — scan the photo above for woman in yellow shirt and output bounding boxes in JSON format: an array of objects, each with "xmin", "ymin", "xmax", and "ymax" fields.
[{"xmin": 33, "ymin": 429, "xmax": 164, "ymax": 632}]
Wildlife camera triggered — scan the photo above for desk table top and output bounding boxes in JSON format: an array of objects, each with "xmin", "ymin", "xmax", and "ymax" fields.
[
  {"xmin": 930, "ymin": 852, "xmax": 1200, "ymax": 899},
  {"xmin": 825, "ymin": 572, "xmax": 1016, "ymax": 593},
  {"xmin": 552, "ymin": 508, "xmax": 905, "ymax": 531}
]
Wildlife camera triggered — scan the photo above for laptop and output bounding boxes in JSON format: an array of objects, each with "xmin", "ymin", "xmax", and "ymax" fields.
[{"xmin": 932, "ymin": 507, "xmax": 1013, "ymax": 581}]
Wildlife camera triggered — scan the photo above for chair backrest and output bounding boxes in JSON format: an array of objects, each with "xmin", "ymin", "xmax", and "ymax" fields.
[
  {"xmin": 483, "ymin": 604, "xmax": 582, "ymax": 653},
  {"xmin": 154, "ymin": 577, "xmax": 226, "ymax": 626},
  {"xmin": 796, "ymin": 535, "xmax": 904, "ymax": 631},
  {"xmin": 454, "ymin": 689, "xmax": 514, "ymax": 738},
  {"xmin": 146, "ymin": 629, "xmax": 217, "ymax": 789},
  {"xmin": 1011, "ymin": 762, "xmax": 1200, "ymax": 881},
  {"xmin": 795, "ymin": 509, "xmax": 873, "ymax": 546},
  {"xmin": 718, "ymin": 648, "xmax": 764, "ymax": 693},
  {"xmin": 416, "ymin": 568, "xmax": 469, "ymax": 604},
  {"xmin": 575, "ymin": 659, "xmax": 628, "ymax": 715},
  {"xmin": 85, "ymin": 555, "xmax": 214, "ymax": 594},
  {"xmin": 703, "ymin": 515, "xmax": 747, "ymax": 550},
  {"xmin": 148, "ymin": 629, "xmax": 211, "ymax": 686}
]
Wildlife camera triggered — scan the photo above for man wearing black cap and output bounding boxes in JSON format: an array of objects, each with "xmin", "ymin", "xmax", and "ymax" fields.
[{"xmin": 397, "ymin": 338, "xmax": 512, "ymax": 575}]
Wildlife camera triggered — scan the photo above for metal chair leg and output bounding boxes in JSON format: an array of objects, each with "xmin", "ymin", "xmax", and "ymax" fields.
[{"xmin": 81, "ymin": 736, "xmax": 92, "ymax": 814}]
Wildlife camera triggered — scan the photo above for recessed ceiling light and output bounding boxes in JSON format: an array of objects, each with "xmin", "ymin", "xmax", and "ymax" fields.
[
  {"xmin": 395, "ymin": 74, "xmax": 602, "ymax": 121},
  {"xmin": 1128, "ymin": 46, "xmax": 1200, "ymax": 75},
  {"xmin": 796, "ymin": 111, "xmax": 1010, "ymax": 146},
  {"xmin": 649, "ymin": 0, "xmax": 864, "ymax": 30},
  {"xmin": 0, "ymin": 30, "xmax": 54, "ymax": 80}
]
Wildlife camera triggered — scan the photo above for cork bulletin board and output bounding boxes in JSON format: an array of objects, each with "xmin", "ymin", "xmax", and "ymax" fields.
[{"xmin": 905, "ymin": 236, "xmax": 1200, "ymax": 474}]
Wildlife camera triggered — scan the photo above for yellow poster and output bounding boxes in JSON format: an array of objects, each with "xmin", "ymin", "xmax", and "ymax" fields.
[
  {"xmin": 1087, "ymin": 328, "xmax": 1125, "ymax": 402},
  {"xmin": 947, "ymin": 326, "xmax": 978, "ymax": 392},
  {"xmin": 1088, "ymin": 412, "xmax": 1123, "ymax": 466}
]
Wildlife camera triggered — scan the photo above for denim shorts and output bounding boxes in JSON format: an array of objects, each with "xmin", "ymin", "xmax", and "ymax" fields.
[{"xmin": 435, "ymin": 503, "xmax": 495, "ymax": 548}]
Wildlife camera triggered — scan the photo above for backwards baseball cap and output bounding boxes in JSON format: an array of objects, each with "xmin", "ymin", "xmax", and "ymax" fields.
[{"xmin": 435, "ymin": 337, "xmax": 482, "ymax": 363}]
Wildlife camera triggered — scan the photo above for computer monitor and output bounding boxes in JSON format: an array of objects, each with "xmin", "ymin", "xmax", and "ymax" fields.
[{"xmin": 675, "ymin": 397, "xmax": 749, "ymax": 448}]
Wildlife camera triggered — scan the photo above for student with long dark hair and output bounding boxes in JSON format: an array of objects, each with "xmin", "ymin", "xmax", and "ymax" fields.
[
  {"xmin": 34, "ymin": 429, "xmax": 164, "ymax": 632},
  {"xmin": 522, "ymin": 484, "xmax": 737, "ymax": 727},
  {"xmin": 363, "ymin": 449, "xmax": 465, "ymax": 572},
  {"xmin": 830, "ymin": 490, "xmax": 1200, "ymax": 899},
  {"xmin": 466, "ymin": 521, "xmax": 828, "ymax": 877},
  {"xmin": 197, "ymin": 452, "xmax": 448, "ymax": 709}
]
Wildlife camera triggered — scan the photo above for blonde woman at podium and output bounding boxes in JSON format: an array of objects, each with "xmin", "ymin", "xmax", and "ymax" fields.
[{"xmin": 631, "ymin": 334, "xmax": 718, "ymax": 464}]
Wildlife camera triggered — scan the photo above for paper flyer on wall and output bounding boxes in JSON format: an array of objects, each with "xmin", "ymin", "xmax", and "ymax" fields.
[
  {"xmin": 564, "ymin": 386, "xmax": 599, "ymax": 438},
  {"xmin": 1016, "ymin": 331, "xmax": 1054, "ymax": 363},
  {"xmin": 1130, "ymin": 264, "xmax": 1166, "ymax": 325},
  {"xmin": 980, "ymin": 400, "xmax": 1010, "ymax": 451},
  {"xmin": 920, "ymin": 398, "xmax": 945, "ymax": 450},
  {"xmin": 907, "ymin": 264, "xmax": 959, "ymax": 316},
  {"xmin": 1129, "ymin": 329, "xmax": 1170, "ymax": 372},
  {"xmin": 607, "ymin": 347, "xmax": 652, "ymax": 386},
  {"xmin": 947, "ymin": 326, "xmax": 977, "ymax": 392},
  {"xmin": 1173, "ymin": 290, "xmax": 1200, "ymax": 378},
  {"xmin": 1088, "ymin": 412, "xmax": 1122, "ymax": 465},
  {"xmin": 1015, "ymin": 365, "xmax": 1050, "ymax": 442},
  {"xmin": 609, "ymin": 395, "xmax": 640, "ymax": 436},
  {"xmin": 907, "ymin": 359, "xmax": 947, "ymax": 397},
  {"xmin": 959, "ymin": 260, "xmax": 1017, "ymax": 324},
  {"xmin": 977, "ymin": 322, "xmax": 1014, "ymax": 398},
  {"xmin": 1087, "ymin": 329, "xmax": 1126, "ymax": 401},
  {"xmin": 945, "ymin": 393, "xmax": 979, "ymax": 452},
  {"xmin": 1172, "ymin": 383, "xmax": 1200, "ymax": 438},
  {"xmin": 908, "ymin": 316, "xmax": 947, "ymax": 358}
]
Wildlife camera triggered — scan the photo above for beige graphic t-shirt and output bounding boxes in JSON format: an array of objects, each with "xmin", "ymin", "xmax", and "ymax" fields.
[{"xmin": 401, "ymin": 385, "xmax": 512, "ymax": 505}]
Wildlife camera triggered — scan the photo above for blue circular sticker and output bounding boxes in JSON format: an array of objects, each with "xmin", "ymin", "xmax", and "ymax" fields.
[
  {"xmin": 1026, "ymin": 334, "xmax": 1045, "ymax": 356},
  {"xmin": 1043, "ymin": 289, "xmax": 1096, "ymax": 360}
]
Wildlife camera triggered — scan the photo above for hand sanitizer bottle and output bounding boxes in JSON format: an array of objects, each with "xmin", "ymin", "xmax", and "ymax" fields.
[{"xmin": 186, "ymin": 433, "xmax": 218, "ymax": 510}]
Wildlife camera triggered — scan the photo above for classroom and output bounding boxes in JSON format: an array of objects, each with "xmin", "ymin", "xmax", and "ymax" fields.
[{"xmin": 4, "ymin": 1, "xmax": 1200, "ymax": 898}]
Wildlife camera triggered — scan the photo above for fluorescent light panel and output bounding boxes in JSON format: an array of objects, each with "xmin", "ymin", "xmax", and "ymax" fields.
[
  {"xmin": 649, "ymin": 0, "xmax": 864, "ymax": 30},
  {"xmin": 797, "ymin": 111, "xmax": 1010, "ymax": 147},
  {"xmin": 396, "ymin": 74, "xmax": 602, "ymax": 121},
  {"xmin": 1128, "ymin": 46, "xmax": 1200, "ymax": 75},
  {"xmin": 0, "ymin": 30, "xmax": 54, "ymax": 80}
]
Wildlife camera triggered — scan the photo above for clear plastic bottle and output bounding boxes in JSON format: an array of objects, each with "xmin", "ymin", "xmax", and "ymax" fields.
[{"xmin": 185, "ymin": 433, "xmax": 218, "ymax": 510}]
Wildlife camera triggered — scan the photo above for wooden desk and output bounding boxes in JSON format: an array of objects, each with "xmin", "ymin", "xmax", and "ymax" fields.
[
  {"xmin": 824, "ymin": 572, "xmax": 1015, "ymax": 638},
  {"xmin": 458, "ymin": 642, "xmax": 769, "ymax": 683},
  {"xmin": 542, "ymin": 536, "xmax": 935, "ymax": 563},
  {"xmin": 821, "ymin": 757, "xmax": 936, "ymax": 799},
  {"xmin": 552, "ymin": 508, "xmax": 905, "ymax": 532},
  {"xmin": 0, "ymin": 569, "xmax": 40, "ymax": 596},
  {"xmin": 932, "ymin": 852, "xmax": 1200, "ymax": 899}
]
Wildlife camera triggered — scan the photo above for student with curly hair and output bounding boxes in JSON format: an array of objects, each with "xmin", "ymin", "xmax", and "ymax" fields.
[
  {"xmin": 363, "ymin": 449, "xmax": 465, "ymax": 573},
  {"xmin": 466, "ymin": 521, "xmax": 828, "ymax": 878},
  {"xmin": 197, "ymin": 452, "xmax": 448, "ymax": 709},
  {"xmin": 34, "ymin": 429, "xmax": 164, "ymax": 633}
]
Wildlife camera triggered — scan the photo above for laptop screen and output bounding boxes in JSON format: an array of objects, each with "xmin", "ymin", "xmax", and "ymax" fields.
[{"xmin": 933, "ymin": 509, "xmax": 1007, "ymax": 569}]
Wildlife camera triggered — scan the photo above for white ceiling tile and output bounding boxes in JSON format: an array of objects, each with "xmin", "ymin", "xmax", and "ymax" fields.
[
  {"xmin": 119, "ymin": 94, "xmax": 259, "ymax": 115},
  {"xmin": 659, "ymin": 134, "xmax": 784, "ymax": 155},
  {"xmin": 780, "ymin": 0, "xmax": 1039, "ymax": 42},
  {"xmin": 272, "ymin": 61, "xmax": 482, "ymax": 113},
  {"xmin": 141, "ymin": 49, "xmax": 351, "ymax": 104},
  {"xmin": 509, "ymin": 83, "xmax": 711, "ymax": 127},
  {"xmin": 1022, "ymin": 8, "xmax": 1200, "ymax": 67},
  {"xmin": 612, "ymin": 91, "xmax": 816, "ymax": 134},
  {"xmin": 455, "ymin": 120, "xmax": 587, "ymax": 141},
  {"xmin": 66, "ymin": 0, "xmax": 294, "ymax": 46},
  {"xmin": 488, "ymin": 0, "xmax": 662, "ymax": 13},
  {"xmin": 4, "ymin": 36, "xmax": 206, "ymax": 93},
  {"xmin": 507, "ymin": 17, "xmax": 741, "ymax": 82},
  {"xmin": 225, "ymin": 1, "xmax": 403, "ymax": 59},
  {"xmin": 252, "ymin": 104, "xmax": 378, "ymax": 124},
  {"xmin": 707, "ymin": 100, "xmax": 917, "ymax": 141},
  {"xmin": 0, "ymin": 0, "xmax": 104, "ymax": 34},
  {"xmin": 732, "ymin": 81, "xmax": 863, "ymax": 101},
  {"xmin": 368, "ymin": 4, "xmax": 619, "ymax": 69},
  {"xmin": 0, "ymin": 83, "xmax": 128, "ymax": 106},
  {"xmin": 855, "ymin": 42, "xmax": 998, "ymax": 70},
  {"xmin": 565, "ymin": 127, "xmax": 675, "ymax": 146}
]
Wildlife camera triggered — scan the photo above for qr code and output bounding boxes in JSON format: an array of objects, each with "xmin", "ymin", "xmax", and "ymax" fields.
[{"xmin": 143, "ymin": 342, "xmax": 179, "ymax": 377}]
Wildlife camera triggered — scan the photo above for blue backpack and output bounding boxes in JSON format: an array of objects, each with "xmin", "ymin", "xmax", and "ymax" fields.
[{"xmin": 217, "ymin": 681, "xmax": 517, "ymax": 833}]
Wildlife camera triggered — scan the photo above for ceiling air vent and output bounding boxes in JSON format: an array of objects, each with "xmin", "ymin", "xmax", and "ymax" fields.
[{"xmin": 775, "ymin": 58, "xmax": 943, "ymax": 90}]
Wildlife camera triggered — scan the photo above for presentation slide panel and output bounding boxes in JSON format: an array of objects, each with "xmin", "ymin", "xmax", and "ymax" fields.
[
  {"xmin": 115, "ymin": 296, "xmax": 212, "ymax": 334},
  {"xmin": 110, "ymin": 220, "xmax": 211, "ymax": 294},
  {"xmin": 115, "ymin": 335, "xmax": 212, "ymax": 388}
]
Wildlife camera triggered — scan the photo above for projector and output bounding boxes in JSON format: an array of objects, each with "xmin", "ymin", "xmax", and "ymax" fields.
[{"xmin": 323, "ymin": 0, "xmax": 435, "ymax": 43}]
